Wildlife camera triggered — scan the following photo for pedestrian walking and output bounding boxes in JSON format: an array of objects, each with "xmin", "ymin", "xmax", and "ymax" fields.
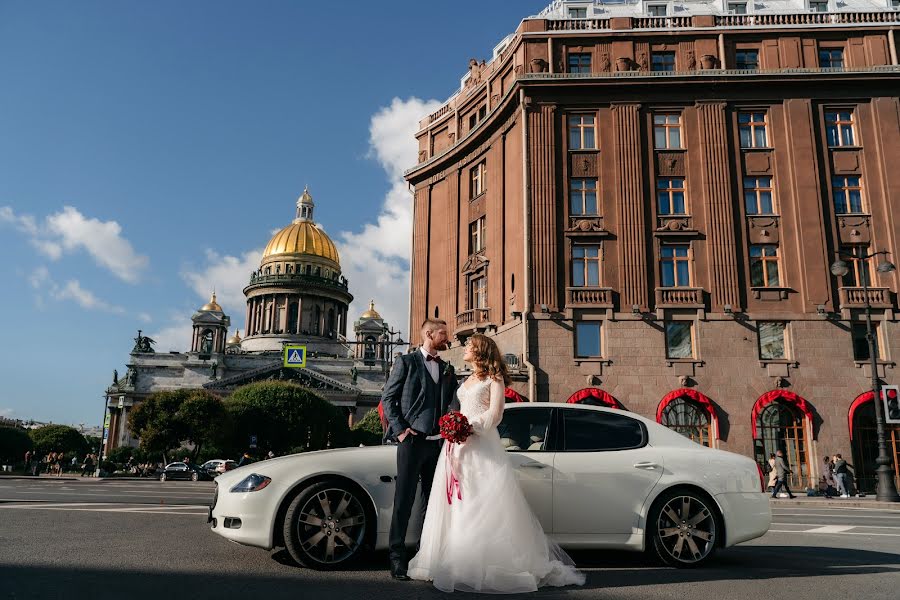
[
  {"xmin": 832, "ymin": 453, "xmax": 853, "ymax": 498},
  {"xmin": 81, "ymin": 454, "xmax": 94, "ymax": 477},
  {"xmin": 771, "ymin": 450, "xmax": 796, "ymax": 499},
  {"xmin": 766, "ymin": 453, "xmax": 777, "ymax": 491},
  {"xmin": 237, "ymin": 452, "xmax": 253, "ymax": 467},
  {"xmin": 821, "ymin": 456, "xmax": 837, "ymax": 498},
  {"xmin": 24, "ymin": 450, "xmax": 32, "ymax": 474},
  {"xmin": 56, "ymin": 452, "xmax": 65, "ymax": 476}
]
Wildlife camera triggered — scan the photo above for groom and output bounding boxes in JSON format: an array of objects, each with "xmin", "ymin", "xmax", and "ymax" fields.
[{"xmin": 382, "ymin": 318, "xmax": 457, "ymax": 581}]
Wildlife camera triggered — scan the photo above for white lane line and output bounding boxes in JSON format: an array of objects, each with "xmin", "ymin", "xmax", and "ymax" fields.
[
  {"xmin": 0, "ymin": 505, "xmax": 207, "ymax": 515},
  {"xmin": 772, "ymin": 512, "xmax": 900, "ymax": 519},
  {"xmin": 768, "ymin": 529, "xmax": 900, "ymax": 537},
  {"xmin": 772, "ymin": 506, "xmax": 900, "ymax": 514},
  {"xmin": 114, "ymin": 505, "xmax": 208, "ymax": 512},
  {"xmin": 8, "ymin": 491, "xmax": 211, "ymax": 500},
  {"xmin": 804, "ymin": 525, "xmax": 855, "ymax": 534},
  {"xmin": 772, "ymin": 522, "xmax": 900, "ymax": 530}
]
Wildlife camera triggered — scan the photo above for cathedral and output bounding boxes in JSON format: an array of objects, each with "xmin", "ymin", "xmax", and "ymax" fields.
[{"xmin": 102, "ymin": 189, "xmax": 395, "ymax": 452}]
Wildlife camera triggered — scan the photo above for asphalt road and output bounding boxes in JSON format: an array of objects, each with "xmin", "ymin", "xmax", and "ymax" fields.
[{"xmin": 1, "ymin": 477, "xmax": 899, "ymax": 600}]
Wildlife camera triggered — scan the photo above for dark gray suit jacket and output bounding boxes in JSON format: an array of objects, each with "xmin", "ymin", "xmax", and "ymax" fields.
[{"xmin": 381, "ymin": 352, "xmax": 458, "ymax": 443}]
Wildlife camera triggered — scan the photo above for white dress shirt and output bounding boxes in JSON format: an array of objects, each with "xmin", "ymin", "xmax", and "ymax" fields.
[{"xmin": 420, "ymin": 347, "xmax": 440, "ymax": 383}]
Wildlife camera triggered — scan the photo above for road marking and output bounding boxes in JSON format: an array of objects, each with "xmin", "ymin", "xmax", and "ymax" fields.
[
  {"xmin": 768, "ymin": 529, "xmax": 900, "ymax": 537},
  {"xmin": 772, "ymin": 512, "xmax": 900, "ymax": 519},
  {"xmin": 772, "ymin": 522, "xmax": 900, "ymax": 530},
  {"xmin": 0, "ymin": 503, "xmax": 207, "ymax": 515},
  {"xmin": 7, "ymin": 491, "xmax": 211, "ymax": 500},
  {"xmin": 804, "ymin": 525, "xmax": 855, "ymax": 534}
]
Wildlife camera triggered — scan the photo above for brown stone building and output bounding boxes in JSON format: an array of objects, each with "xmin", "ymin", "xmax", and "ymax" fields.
[{"xmin": 404, "ymin": 0, "xmax": 900, "ymax": 493}]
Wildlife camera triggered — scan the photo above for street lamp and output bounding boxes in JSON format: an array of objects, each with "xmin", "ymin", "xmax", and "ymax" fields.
[
  {"xmin": 831, "ymin": 247, "xmax": 899, "ymax": 502},
  {"xmin": 379, "ymin": 326, "xmax": 406, "ymax": 381}
]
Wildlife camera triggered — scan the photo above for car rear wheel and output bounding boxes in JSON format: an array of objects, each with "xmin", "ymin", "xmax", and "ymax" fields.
[
  {"xmin": 159, "ymin": 473, "xmax": 167, "ymax": 482},
  {"xmin": 283, "ymin": 479, "xmax": 371, "ymax": 570},
  {"xmin": 648, "ymin": 489, "xmax": 719, "ymax": 568}
]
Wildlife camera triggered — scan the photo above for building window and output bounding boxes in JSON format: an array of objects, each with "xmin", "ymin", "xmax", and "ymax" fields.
[
  {"xmin": 478, "ymin": 105, "xmax": 487, "ymax": 120},
  {"xmin": 825, "ymin": 110, "xmax": 855, "ymax": 146},
  {"xmin": 660, "ymin": 244, "xmax": 691, "ymax": 287},
  {"xmin": 653, "ymin": 114, "xmax": 682, "ymax": 149},
  {"xmin": 852, "ymin": 322, "xmax": 881, "ymax": 361},
  {"xmin": 893, "ymin": 0, "xmax": 900, "ymax": 9},
  {"xmin": 657, "ymin": 178, "xmax": 687, "ymax": 215},
  {"xmin": 738, "ymin": 111, "xmax": 768, "ymax": 148},
  {"xmin": 572, "ymin": 245, "xmax": 601, "ymax": 287},
  {"xmin": 470, "ymin": 161, "xmax": 486, "ymax": 199},
  {"xmin": 759, "ymin": 322, "xmax": 787, "ymax": 360},
  {"xmin": 469, "ymin": 217, "xmax": 485, "ymax": 254},
  {"xmin": 839, "ymin": 245, "xmax": 873, "ymax": 288},
  {"xmin": 568, "ymin": 114, "xmax": 597, "ymax": 150},
  {"xmin": 735, "ymin": 50, "xmax": 759, "ymax": 70},
  {"xmin": 819, "ymin": 48, "xmax": 844, "ymax": 69},
  {"xmin": 570, "ymin": 178, "xmax": 598, "ymax": 215},
  {"xmin": 576, "ymin": 322, "xmax": 602, "ymax": 357},
  {"xmin": 569, "ymin": 6, "xmax": 588, "ymax": 18},
  {"xmin": 728, "ymin": 1, "xmax": 748, "ymax": 13},
  {"xmin": 660, "ymin": 396, "xmax": 712, "ymax": 446},
  {"xmin": 832, "ymin": 176, "xmax": 864, "ymax": 214},
  {"xmin": 744, "ymin": 177, "xmax": 775, "ymax": 215},
  {"xmin": 666, "ymin": 321, "xmax": 694, "ymax": 359},
  {"xmin": 647, "ymin": 4, "xmax": 668, "ymax": 16},
  {"xmin": 652, "ymin": 51, "xmax": 676, "ymax": 72},
  {"xmin": 470, "ymin": 277, "xmax": 487, "ymax": 309},
  {"xmin": 568, "ymin": 53, "xmax": 591, "ymax": 73},
  {"xmin": 750, "ymin": 244, "xmax": 781, "ymax": 287},
  {"xmin": 809, "ymin": 0, "xmax": 829, "ymax": 12}
]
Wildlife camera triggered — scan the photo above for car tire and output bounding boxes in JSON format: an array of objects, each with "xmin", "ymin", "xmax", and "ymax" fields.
[
  {"xmin": 648, "ymin": 488, "xmax": 720, "ymax": 568},
  {"xmin": 191, "ymin": 472, "xmax": 199, "ymax": 482},
  {"xmin": 159, "ymin": 473, "xmax": 166, "ymax": 482},
  {"xmin": 283, "ymin": 479, "xmax": 373, "ymax": 570}
]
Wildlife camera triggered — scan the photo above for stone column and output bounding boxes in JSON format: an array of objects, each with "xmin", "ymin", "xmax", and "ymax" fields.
[
  {"xmin": 529, "ymin": 103, "xmax": 559, "ymax": 311},
  {"xmin": 696, "ymin": 101, "xmax": 741, "ymax": 309},
  {"xmin": 612, "ymin": 102, "xmax": 649, "ymax": 309}
]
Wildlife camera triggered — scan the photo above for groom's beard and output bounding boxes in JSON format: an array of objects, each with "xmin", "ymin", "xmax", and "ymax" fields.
[{"xmin": 433, "ymin": 341, "xmax": 448, "ymax": 352}]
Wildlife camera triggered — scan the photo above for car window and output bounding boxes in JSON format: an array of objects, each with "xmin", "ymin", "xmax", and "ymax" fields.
[
  {"xmin": 561, "ymin": 410, "xmax": 646, "ymax": 451},
  {"xmin": 497, "ymin": 408, "xmax": 554, "ymax": 452}
]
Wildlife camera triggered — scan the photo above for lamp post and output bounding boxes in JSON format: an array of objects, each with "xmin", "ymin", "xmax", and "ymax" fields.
[
  {"xmin": 831, "ymin": 248, "xmax": 900, "ymax": 502},
  {"xmin": 379, "ymin": 326, "xmax": 406, "ymax": 381}
]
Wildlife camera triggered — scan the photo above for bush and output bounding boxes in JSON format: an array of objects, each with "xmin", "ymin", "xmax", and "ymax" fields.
[
  {"xmin": 0, "ymin": 425, "xmax": 33, "ymax": 464},
  {"xmin": 225, "ymin": 381, "xmax": 351, "ymax": 456},
  {"xmin": 29, "ymin": 425, "xmax": 89, "ymax": 457},
  {"xmin": 351, "ymin": 408, "xmax": 383, "ymax": 446}
]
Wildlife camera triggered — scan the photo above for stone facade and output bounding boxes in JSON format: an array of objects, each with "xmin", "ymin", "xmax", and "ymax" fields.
[{"xmin": 405, "ymin": 0, "xmax": 900, "ymax": 492}]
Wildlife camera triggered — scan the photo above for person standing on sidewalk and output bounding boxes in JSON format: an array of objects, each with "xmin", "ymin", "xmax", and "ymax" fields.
[
  {"xmin": 832, "ymin": 453, "xmax": 852, "ymax": 498},
  {"xmin": 771, "ymin": 450, "xmax": 796, "ymax": 499},
  {"xmin": 767, "ymin": 453, "xmax": 778, "ymax": 491}
]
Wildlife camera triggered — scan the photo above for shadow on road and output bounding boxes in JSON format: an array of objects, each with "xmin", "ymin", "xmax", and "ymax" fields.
[{"xmin": 2, "ymin": 546, "xmax": 898, "ymax": 599}]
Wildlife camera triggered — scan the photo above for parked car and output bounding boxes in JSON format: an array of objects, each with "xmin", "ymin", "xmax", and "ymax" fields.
[
  {"xmin": 159, "ymin": 462, "xmax": 212, "ymax": 482},
  {"xmin": 199, "ymin": 459, "xmax": 238, "ymax": 478},
  {"xmin": 210, "ymin": 403, "xmax": 771, "ymax": 570}
]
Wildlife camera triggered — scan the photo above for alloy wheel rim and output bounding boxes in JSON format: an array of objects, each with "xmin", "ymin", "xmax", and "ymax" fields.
[
  {"xmin": 297, "ymin": 488, "xmax": 366, "ymax": 564},
  {"xmin": 656, "ymin": 495, "xmax": 716, "ymax": 563}
]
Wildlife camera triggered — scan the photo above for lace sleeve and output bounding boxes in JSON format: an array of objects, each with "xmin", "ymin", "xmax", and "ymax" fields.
[{"xmin": 469, "ymin": 378, "xmax": 506, "ymax": 434}]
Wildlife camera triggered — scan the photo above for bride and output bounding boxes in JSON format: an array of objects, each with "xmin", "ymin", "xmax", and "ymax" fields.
[{"xmin": 407, "ymin": 334, "xmax": 585, "ymax": 593}]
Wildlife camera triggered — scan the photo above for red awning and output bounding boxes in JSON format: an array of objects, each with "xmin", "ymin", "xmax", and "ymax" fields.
[
  {"xmin": 565, "ymin": 388, "xmax": 624, "ymax": 409},
  {"xmin": 848, "ymin": 390, "xmax": 874, "ymax": 441},
  {"xmin": 751, "ymin": 389, "xmax": 814, "ymax": 439},
  {"xmin": 656, "ymin": 388, "xmax": 720, "ymax": 440},
  {"xmin": 504, "ymin": 387, "xmax": 527, "ymax": 403}
]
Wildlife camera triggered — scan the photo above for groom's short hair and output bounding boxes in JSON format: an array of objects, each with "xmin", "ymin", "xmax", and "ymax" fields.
[{"xmin": 421, "ymin": 318, "xmax": 447, "ymax": 332}]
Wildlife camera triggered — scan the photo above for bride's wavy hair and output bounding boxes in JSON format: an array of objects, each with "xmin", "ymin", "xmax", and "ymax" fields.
[{"xmin": 467, "ymin": 334, "xmax": 510, "ymax": 386}]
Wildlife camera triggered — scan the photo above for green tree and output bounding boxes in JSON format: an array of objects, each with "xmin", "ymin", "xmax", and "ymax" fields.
[
  {"xmin": 0, "ymin": 425, "xmax": 33, "ymax": 464},
  {"xmin": 351, "ymin": 408, "xmax": 384, "ymax": 446},
  {"xmin": 225, "ymin": 381, "xmax": 350, "ymax": 456},
  {"xmin": 84, "ymin": 435, "xmax": 102, "ymax": 454},
  {"xmin": 128, "ymin": 389, "xmax": 226, "ymax": 462},
  {"xmin": 29, "ymin": 425, "xmax": 88, "ymax": 457}
]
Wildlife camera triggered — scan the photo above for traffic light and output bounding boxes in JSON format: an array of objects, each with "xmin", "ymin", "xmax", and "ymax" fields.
[{"xmin": 883, "ymin": 385, "xmax": 900, "ymax": 424}]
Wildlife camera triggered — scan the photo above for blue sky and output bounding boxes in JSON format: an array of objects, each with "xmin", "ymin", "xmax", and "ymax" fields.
[{"xmin": 0, "ymin": 1, "xmax": 550, "ymax": 425}]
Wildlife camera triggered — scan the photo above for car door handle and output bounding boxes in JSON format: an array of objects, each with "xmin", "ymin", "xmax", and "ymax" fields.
[
  {"xmin": 518, "ymin": 463, "xmax": 548, "ymax": 469},
  {"xmin": 633, "ymin": 462, "xmax": 659, "ymax": 470}
]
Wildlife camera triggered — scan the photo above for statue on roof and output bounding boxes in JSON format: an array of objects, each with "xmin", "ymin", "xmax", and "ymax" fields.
[{"xmin": 132, "ymin": 330, "xmax": 156, "ymax": 354}]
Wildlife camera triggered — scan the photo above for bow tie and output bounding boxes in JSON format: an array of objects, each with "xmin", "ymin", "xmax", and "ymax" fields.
[{"xmin": 426, "ymin": 354, "xmax": 440, "ymax": 362}]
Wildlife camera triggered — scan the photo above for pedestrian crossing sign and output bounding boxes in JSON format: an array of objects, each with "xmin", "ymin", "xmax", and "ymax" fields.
[{"xmin": 283, "ymin": 345, "xmax": 307, "ymax": 368}]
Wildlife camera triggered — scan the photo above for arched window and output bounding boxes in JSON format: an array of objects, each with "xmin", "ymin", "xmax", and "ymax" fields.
[
  {"xmin": 364, "ymin": 335, "xmax": 377, "ymax": 363},
  {"xmin": 660, "ymin": 397, "xmax": 711, "ymax": 446},
  {"xmin": 850, "ymin": 391, "xmax": 900, "ymax": 494},
  {"xmin": 327, "ymin": 308, "xmax": 336, "ymax": 338},
  {"xmin": 755, "ymin": 398, "xmax": 810, "ymax": 490}
]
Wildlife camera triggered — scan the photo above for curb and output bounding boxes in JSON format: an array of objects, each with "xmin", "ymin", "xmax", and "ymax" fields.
[{"xmin": 770, "ymin": 497, "xmax": 900, "ymax": 510}]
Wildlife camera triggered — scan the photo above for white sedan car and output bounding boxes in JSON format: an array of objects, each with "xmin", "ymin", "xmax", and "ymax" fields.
[{"xmin": 210, "ymin": 403, "xmax": 770, "ymax": 569}]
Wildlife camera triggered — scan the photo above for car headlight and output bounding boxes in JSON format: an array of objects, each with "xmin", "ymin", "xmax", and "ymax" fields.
[{"xmin": 229, "ymin": 474, "xmax": 272, "ymax": 493}]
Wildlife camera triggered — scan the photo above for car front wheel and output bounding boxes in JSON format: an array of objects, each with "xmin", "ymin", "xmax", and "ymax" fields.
[
  {"xmin": 283, "ymin": 480, "xmax": 371, "ymax": 570},
  {"xmin": 648, "ymin": 489, "xmax": 720, "ymax": 568}
]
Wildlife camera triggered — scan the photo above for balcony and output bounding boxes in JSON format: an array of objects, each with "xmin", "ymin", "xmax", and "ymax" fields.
[
  {"xmin": 456, "ymin": 308, "xmax": 491, "ymax": 335},
  {"xmin": 839, "ymin": 287, "xmax": 893, "ymax": 309},
  {"xmin": 655, "ymin": 287, "xmax": 704, "ymax": 308},
  {"xmin": 567, "ymin": 286, "xmax": 613, "ymax": 308}
]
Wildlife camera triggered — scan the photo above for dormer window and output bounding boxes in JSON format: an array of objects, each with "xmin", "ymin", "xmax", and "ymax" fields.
[
  {"xmin": 569, "ymin": 7, "xmax": 588, "ymax": 18},
  {"xmin": 809, "ymin": 0, "xmax": 829, "ymax": 12},
  {"xmin": 647, "ymin": 4, "xmax": 668, "ymax": 16},
  {"xmin": 727, "ymin": 1, "xmax": 748, "ymax": 13},
  {"xmin": 892, "ymin": 0, "xmax": 900, "ymax": 10}
]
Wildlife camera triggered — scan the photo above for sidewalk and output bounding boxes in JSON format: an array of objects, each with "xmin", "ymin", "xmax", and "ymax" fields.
[{"xmin": 770, "ymin": 495, "xmax": 900, "ymax": 510}]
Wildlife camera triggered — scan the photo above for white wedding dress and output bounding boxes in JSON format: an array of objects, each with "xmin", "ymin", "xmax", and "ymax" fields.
[{"xmin": 407, "ymin": 377, "xmax": 586, "ymax": 594}]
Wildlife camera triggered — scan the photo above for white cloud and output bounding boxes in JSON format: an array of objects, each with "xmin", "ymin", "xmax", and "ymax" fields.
[
  {"xmin": 336, "ymin": 97, "xmax": 441, "ymax": 336},
  {"xmin": 181, "ymin": 247, "xmax": 264, "ymax": 322},
  {"xmin": 148, "ymin": 314, "xmax": 193, "ymax": 353},
  {"xmin": 26, "ymin": 266, "xmax": 128, "ymax": 316},
  {"xmin": 0, "ymin": 205, "xmax": 148, "ymax": 283}
]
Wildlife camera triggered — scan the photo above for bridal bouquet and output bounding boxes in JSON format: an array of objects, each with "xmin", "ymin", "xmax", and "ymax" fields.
[{"xmin": 439, "ymin": 411, "xmax": 473, "ymax": 444}]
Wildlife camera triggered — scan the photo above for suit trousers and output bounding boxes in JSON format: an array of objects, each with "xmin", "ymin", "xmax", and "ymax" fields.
[{"xmin": 389, "ymin": 435, "xmax": 442, "ymax": 563}]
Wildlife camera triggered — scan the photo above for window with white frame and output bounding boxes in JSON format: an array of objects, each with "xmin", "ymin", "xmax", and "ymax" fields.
[
  {"xmin": 568, "ymin": 114, "xmax": 597, "ymax": 150},
  {"xmin": 832, "ymin": 176, "xmax": 864, "ymax": 214},
  {"xmin": 666, "ymin": 321, "xmax": 694, "ymax": 359},
  {"xmin": 825, "ymin": 110, "xmax": 855, "ymax": 146},
  {"xmin": 647, "ymin": 4, "xmax": 668, "ymax": 16},
  {"xmin": 470, "ymin": 161, "xmax": 486, "ymax": 199},
  {"xmin": 744, "ymin": 177, "xmax": 775, "ymax": 215},
  {"xmin": 738, "ymin": 111, "xmax": 768, "ymax": 148},
  {"xmin": 657, "ymin": 178, "xmax": 687, "ymax": 215},
  {"xmin": 570, "ymin": 178, "xmax": 598, "ymax": 215},
  {"xmin": 660, "ymin": 244, "xmax": 691, "ymax": 287},
  {"xmin": 654, "ymin": 114, "xmax": 682, "ymax": 149},
  {"xmin": 750, "ymin": 244, "xmax": 781, "ymax": 287},
  {"xmin": 572, "ymin": 245, "xmax": 602, "ymax": 287},
  {"xmin": 469, "ymin": 217, "xmax": 485, "ymax": 254}
]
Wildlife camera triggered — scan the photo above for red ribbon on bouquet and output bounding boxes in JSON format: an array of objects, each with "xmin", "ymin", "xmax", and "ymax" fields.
[{"xmin": 445, "ymin": 443, "xmax": 462, "ymax": 505}]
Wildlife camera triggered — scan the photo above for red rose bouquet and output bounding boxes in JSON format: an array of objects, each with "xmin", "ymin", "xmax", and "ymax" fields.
[{"xmin": 439, "ymin": 411, "xmax": 473, "ymax": 444}]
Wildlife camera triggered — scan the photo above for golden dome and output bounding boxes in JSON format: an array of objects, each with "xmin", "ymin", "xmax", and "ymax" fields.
[
  {"xmin": 262, "ymin": 220, "xmax": 340, "ymax": 265},
  {"xmin": 200, "ymin": 292, "xmax": 223, "ymax": 312},
  {"xmin": 361, "ymin": 300, "xmax": 381, "ymax": 320},
  {"xmin": 226, "ymin": 330, "xmax": 242, "ymax": 346}
]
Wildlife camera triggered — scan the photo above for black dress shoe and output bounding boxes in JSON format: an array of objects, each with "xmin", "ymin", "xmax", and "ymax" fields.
[{"xmin": 390, "ymin": 560, "xmax": 410, "ymax": 581}]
